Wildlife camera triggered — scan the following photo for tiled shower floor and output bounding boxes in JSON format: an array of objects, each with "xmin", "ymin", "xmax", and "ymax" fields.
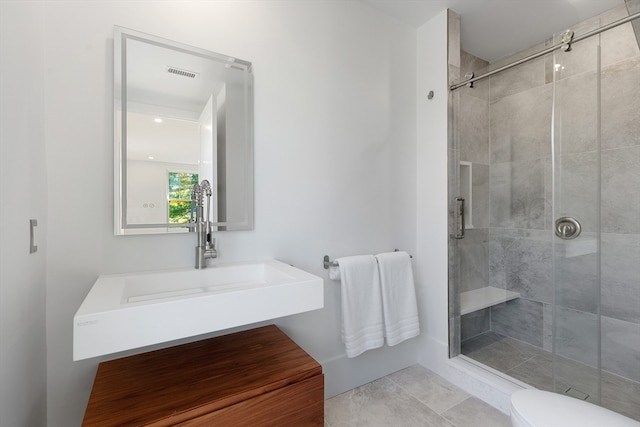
[
  {"xmin": 462, "ymin": 331, "xmax": 640, "ymax": 421},
  {"xmin": 324, "ymin": 364, "xmax": 510, "ymax": 427}
]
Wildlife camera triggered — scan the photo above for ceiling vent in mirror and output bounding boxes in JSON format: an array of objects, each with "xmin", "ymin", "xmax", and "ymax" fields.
[{"xmin": 166, "ymin": 66, "xmax": 199, "ymax": 79}]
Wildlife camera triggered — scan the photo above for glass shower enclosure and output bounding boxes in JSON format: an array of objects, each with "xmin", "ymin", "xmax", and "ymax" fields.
[{"xmin": 448, "ymin": 4, "xmax": 640, "ymax": 421}]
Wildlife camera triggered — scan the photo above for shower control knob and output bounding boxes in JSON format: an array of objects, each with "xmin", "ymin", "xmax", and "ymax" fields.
[{"xmin": 555, "ymin": 217, "xmax": 581, "ymax": 240}]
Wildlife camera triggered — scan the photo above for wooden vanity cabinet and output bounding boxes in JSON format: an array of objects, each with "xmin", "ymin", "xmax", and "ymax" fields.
[{"xmin": 83, "ymin": 325, "xmax": 324, "ymax": 426}]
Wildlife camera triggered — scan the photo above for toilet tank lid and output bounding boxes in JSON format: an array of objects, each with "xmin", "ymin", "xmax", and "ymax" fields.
[{"xmin": 511, "ymin": 389, "xmax": 640, "ymax": 427}]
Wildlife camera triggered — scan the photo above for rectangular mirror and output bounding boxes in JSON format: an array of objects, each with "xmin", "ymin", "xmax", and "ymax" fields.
[{"xmin": 114, "ymin": 26, "xmax": 253, "ymax": 235}]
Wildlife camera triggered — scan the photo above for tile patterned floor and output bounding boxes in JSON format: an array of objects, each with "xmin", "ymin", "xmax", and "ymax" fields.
[
  {"xmin": 324, "ymin": 365, "xmax": 511, "ymax": 427},
  {"xmin": 462, "ymin": 332, "xmax": 640, "ymax": 421}
]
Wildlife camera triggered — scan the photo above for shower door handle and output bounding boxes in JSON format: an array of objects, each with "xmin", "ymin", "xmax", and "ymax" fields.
[{"xmin": 451, "ymin": 197, "xmax": 465, "ymax": 239}]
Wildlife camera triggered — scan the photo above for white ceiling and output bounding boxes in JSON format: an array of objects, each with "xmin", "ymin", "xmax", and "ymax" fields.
[
  {"xmin": 127, "ymin": 112, "xmax": 201, "ymax": 164},
  {"xmin": 361, "ymin": 0, "xmax": 624, "ymax": 62}
]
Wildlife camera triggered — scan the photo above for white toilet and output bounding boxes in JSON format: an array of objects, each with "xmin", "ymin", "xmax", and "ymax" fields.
[{"xmin": 510, "ymin": 389, "xmax": 640, "ymax": 427}]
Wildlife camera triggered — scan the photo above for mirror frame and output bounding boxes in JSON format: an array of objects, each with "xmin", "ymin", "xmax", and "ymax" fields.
[{"xmin": 114, "ymin": 26, "xmax": 254, "ymax": 235}]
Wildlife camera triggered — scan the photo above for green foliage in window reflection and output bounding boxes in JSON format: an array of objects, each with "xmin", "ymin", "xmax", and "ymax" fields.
[{"xmin": 168, "ymin": 172, "xmax": 198, "ymax": 223}]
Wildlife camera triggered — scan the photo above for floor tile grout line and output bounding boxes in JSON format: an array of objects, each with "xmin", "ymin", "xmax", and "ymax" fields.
[
  {"xmin": 505, "ymin": 353, "xmax": 540, "ymax": 374},
  {"xmin": 385, "ymin": 372, "xmax": 458, "ymax": 422},
  {"xmin": 324, "ymin": 366, "xmax": 513, "ymax": 426},
  {"xmin": 386, "ymin": 368, "xmax": 472, "ymax": 417}
]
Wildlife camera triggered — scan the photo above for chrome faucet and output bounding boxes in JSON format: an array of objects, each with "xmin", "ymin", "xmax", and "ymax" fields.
[{"xmin": 192, "ymin": 179, "xmax": 217, "ymax": 269}]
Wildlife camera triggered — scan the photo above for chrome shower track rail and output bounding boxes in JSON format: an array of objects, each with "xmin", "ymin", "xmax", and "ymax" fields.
[{"xmin": 450, "ymin": 11, "xmax": 640, "ymax": 91}]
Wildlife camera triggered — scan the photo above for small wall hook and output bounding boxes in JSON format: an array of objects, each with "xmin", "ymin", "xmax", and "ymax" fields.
[{"xmin": 427, "ymin": 90, "xmax": 434, "ymax": 100}]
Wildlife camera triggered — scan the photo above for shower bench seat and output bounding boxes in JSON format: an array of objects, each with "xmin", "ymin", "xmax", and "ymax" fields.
[{"xmin": 460, "ymin": 286, "xmax": 520, "ymax": 315}]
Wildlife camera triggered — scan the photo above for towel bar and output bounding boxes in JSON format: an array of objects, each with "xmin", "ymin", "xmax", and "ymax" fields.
[{"xmin": 323, "ymin": 250, "xmax": 412, "ymax": 269}]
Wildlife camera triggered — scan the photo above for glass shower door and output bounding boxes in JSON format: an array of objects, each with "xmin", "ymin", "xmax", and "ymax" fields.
[
  {"xmin": 551, "ymin": 28, "xmax": 602, "ymax": 404},
  {"xmin": 451, "ymin": 8, "xmax": 640, "ymax": 420}
]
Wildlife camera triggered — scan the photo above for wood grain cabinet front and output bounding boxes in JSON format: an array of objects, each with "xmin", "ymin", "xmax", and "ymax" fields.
[{"xmin": 83, "ymin": 325, "xmax": 324, "ymax": 426}]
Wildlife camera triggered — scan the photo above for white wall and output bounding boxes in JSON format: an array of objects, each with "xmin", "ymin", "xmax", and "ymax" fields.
[
  {"xmin": 415, "ymin": 10, "xmax": 451, "ymax": 370},
  {"xmin": 41, "ymin": 1, "xmax": 416, "ymax": 425},
  {"xmin": 0, "ymin": 1, "xmax": 48, "ymax": 426}
]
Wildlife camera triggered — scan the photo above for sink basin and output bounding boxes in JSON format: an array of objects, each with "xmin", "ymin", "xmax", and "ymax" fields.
[{"xmin": 73, "ymin": 259, "xmax": 323, "ymax": 360}]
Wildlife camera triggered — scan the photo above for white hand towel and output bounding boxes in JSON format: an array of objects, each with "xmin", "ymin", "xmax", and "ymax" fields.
[
  {"xmin": 338, "ymin": 255, "xmax": 384, "ymax": 358},
  {"xmin": 328, "ymin": 265, "xmax": 341, "ymax": 281},
  {"xmin": 375, "ymin": 251, "xmax": 420, "ymax": 346}
]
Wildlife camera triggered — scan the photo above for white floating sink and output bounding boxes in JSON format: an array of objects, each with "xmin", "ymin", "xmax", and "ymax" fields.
[{"xmin": 73, "ymin": 259, "xmax": 323, "ymax": 360}]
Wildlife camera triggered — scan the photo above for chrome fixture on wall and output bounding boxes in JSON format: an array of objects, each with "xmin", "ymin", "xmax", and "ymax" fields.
[
  {"xmin": 555, "ymin": 216, "xmax": 581, "ymax": 240},
  {"xmin": 192, "ymin": 179, "xmax": 217, "ymax": 269}
]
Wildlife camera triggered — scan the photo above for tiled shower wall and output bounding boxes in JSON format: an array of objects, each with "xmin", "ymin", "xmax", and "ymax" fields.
[{"xmin": 456, "ymin": 5, "xmax": 640, "ymax": 383}]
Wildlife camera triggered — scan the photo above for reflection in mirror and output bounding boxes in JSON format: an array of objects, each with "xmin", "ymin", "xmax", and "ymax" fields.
[{"xmin": 114, "ymin": 26, "xmax": 253, "ymax": 235}]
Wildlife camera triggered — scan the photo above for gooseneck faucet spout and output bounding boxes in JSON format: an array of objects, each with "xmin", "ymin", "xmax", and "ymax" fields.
[{"xmin": 192, "ymin": 180, "xmax": 217, "ymax": 269}]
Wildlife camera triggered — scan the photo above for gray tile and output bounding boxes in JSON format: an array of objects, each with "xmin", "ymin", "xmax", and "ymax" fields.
[
  {"xmin": 491, "ymin": 299, "xmax": 545, "ymax": 348},
  {"xmin": 490, "ymin": 55, "xmax": 546, "ymax": 101},
  {"xmin": 459, "ymin": 93, "xmax": 489, "ymax": 164},
  {"xmin": 601, "ymin": 370, "xmax": 640, "ymax": 421},
  {"xmin": 388, "ymin": 365, "xmax": 470, "ymax": 415},
  {"xmin": 489, "ymin": 230, "xmax": 553, "ymax": 303},
  {"xmin": 602, "ymin": 57, "xmax": 640, "ymax": 151},
  {"xmin": 462, "ymin": 332, "xmax": 542, "ymax": 372},
  {"xmin": 490, "ymin": 85, "xmax": 552, "ymax": 163},
  {"xmin": 543, "ymin": 302, "xmax": 553, "ymax": 352},
  {"xmin": 442, "ymin": 396, "xmax": 511, "ymax": 427},
  {"xmin": 629, "ymin": 7, "xmax": 640, "ymax": 66},
  {"xmin": 450, "ymin": 314, "xmax": 461, "ymax": 358},
  {"xmin": 601, "ymin": 316, "xmax": 640, "ymax": 383},
  {"xmin": 553, "ymin": 71, "xmax": 600, "ymax": 154},
  {"xmin": 506, "ymin": 353, "xmax": 555, "ymax": 391},
  {"xmin": 601, "ymin": 233, "xmax": 640, "ymax": 323},
  {"xmin": 554, "ymin": 355, "xmax": 600, "ymax": 401},
  {"xmin": 459, "ymin": 228, "xmax": 489, "ymax": 293},
  {"xmin": 554, "ymin": 306, "xmax": 599, "ymax": 367},
  {"xmin": 504, "ymin": 349, "xmax": 602, "ymax": 400},
  {"xmin": 600, "ymin": 15, "xmax": 640, "ymax": 68},
  {"xmin": 490, "ymin": 159, "xmax": 546, "ymax": 229},
  {"xmin": 460, "ymin": 50, "xmax": 490, "ymax": 101},
  {"xmin": 554, "ymin": 244, "xmax": 599, "ymax": 314},
  {"xmin": 461, "ymin": 50, "xmax": 489, "ymax": 78},
  {"xmin": 472, "ymin": 164, "xmax": 490, "ymax": 229},
  {"xmin": 324, "ymin": 377, "xmax": 454, "ymax": 427},
  {"xmin": 552, "ymin": 151, "xmax": 599, "ymax": 232},
  {"xmin": 448, "ymin": 149, "xmax": 459, "ymax": 214},
  {"xmin": 461, "ymin": 309, "xmax": 490, "ymax": 342},
  {"xmin": 450, "ymin": 90, "xmax": 460, "ymax": 151},
  {"xmin": 448, "ymin": 10, "xmax": 460, "ymax": 69},
  {"xmin": 602, "ymin": 146, "xmax": 640, "ymax": 234},
  {"xmin": 461, "ymin": 331, "xmax": 505, "ymax": 354}
]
